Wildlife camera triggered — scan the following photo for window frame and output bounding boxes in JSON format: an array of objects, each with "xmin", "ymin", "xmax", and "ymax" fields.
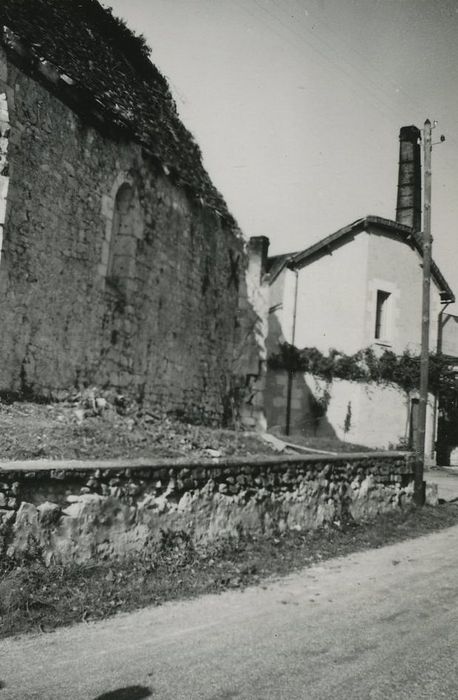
[{"xmin": 374, "ymin": 288, "xmax": 392, "ymax": 344}]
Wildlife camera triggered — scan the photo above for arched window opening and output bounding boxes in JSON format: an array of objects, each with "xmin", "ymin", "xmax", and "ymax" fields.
[{"xmin": 106, "ymin": 182, "xmax": 142, "ymax": 290}]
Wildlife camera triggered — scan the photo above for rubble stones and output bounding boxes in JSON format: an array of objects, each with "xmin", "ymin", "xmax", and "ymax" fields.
[{"xmin": 0, "ymin": 454, "xmax": 415, "ymax": 565}]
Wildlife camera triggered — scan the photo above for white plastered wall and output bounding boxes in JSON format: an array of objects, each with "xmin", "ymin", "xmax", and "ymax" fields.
[
  {"xmin": 364, "ymin": 227, "xmax": 442, "ymax": 354},
  {"xmin": 292, "ymin": 232, "xmax": 370, "ymax": 354},
  {"xmin": 306, "ymin": 373, "xmax": 435, "ymax": 455}
]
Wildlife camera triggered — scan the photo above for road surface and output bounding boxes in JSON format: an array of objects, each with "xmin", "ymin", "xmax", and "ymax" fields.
[{"xmin": 2, "ymin": 524, "xmax": 458, "ymax": 699}]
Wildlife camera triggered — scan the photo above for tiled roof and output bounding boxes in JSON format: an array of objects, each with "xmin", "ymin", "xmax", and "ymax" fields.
[
  {"xmin": 0, "ymin": 0, "xmax": 236, "ymax": 224},
  {"xmin": 267, "ymin": 216, "xmax": 455, "ymax": 302}
]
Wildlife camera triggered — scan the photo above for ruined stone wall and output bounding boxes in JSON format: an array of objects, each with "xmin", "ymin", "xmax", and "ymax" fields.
[
  {"xmin": 0, "ymin": 453, "xmax": 414, "ymax": 565},
  {"xmin": 0, "ymin": 49, "xmax": 251, "ymax": 421}
]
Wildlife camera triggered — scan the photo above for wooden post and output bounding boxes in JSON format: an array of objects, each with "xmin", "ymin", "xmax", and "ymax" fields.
[{"xmin": 415, "ymin": 119, "xmax": 432, "ymax": 506}]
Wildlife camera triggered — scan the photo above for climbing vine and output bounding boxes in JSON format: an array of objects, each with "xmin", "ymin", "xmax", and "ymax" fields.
[{"xmin": 268, "ymin": 343, "xmax": 454, "ymax": 396}]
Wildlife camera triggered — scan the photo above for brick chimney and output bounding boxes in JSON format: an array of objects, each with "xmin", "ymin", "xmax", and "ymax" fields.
[{"xmin": 396, "ymin": 125, "xmax": 421, "ymax": 231}]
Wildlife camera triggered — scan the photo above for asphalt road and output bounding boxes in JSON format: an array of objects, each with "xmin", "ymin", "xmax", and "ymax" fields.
[{"xmin": 2, "ymin": 524, "xmax": 458, "ymax": 700}]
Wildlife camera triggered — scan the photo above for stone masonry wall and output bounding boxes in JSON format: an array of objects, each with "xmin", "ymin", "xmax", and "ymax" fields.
[
  {"xmin": 0, "ymin": 453, "xmax": 414, "ymax": 565},
  {"xmin": 0, "ymin": 49, "xmax": 254, "ymax": 422}
]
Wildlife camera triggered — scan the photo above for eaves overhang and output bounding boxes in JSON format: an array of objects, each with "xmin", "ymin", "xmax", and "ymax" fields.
[{"xmin": 266, "ymin": 215, "xmax": 455, "ymax": 304}]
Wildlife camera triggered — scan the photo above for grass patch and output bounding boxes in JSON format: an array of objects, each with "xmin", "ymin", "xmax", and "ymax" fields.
[{"xmin": 2, "ymin": 503, "xmax": 458, "ymax": 639}]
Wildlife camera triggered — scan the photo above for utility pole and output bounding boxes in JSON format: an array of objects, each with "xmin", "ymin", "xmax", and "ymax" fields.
[{"xmin": 414, "ymin": 119, "xmax": 432, "ymax": 506}]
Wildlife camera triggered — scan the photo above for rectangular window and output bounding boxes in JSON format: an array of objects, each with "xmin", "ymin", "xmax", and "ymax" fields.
[{"xmin": 375, "ymin": 290, "xmax": 391, "ymax": 340}]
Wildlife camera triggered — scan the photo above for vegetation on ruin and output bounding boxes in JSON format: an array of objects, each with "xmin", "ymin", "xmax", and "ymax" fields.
[{"xmin": 103, "ymin": 5, "xmax": 152, "ymax": 61}]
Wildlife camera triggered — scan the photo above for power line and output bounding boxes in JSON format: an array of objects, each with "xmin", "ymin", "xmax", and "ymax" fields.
[
  {"xmin": 233, "ymin": 0, "xmax": 458, "ymax": 216},
  {"xmin": 245, "ymin": 0, "xmax": 406, "ymax": 120},
  {"xmin": 257, "ymin": 0, "xmax": 458, "ymax": 160}
]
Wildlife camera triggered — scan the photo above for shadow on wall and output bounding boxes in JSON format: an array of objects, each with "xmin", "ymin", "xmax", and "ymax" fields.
[
  {"xmin": 265, "ymin": 311, "xmax": 337, "ymax": 437},
  {"xmin": 264, "ymin": 367, "xmax": 338, "ymax": 438}
]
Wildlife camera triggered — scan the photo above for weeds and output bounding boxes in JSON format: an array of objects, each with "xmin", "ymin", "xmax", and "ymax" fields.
[{"xmin": 2, "ymin": 503, "xmax": 458, "ymax": 639}]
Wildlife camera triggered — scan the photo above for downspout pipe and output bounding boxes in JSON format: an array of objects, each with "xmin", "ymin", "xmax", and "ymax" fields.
[{"xmin": 285, "ymin": 268, "xmax": 299, "ymax": 436}]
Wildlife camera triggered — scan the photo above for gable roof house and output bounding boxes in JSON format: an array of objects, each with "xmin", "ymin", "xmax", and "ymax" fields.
[
  {"xmin": 258, "ymin": 126, "xmax": 455, "ymax": 460},
  {"xmin": 0, "ymin": 0, "xmax": 262, "ymax": 423}
]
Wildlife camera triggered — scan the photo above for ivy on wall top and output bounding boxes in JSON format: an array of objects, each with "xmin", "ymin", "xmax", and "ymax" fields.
[{"xmin": 268, "ymin": 343, "xmax": 452, "ymax": 395}]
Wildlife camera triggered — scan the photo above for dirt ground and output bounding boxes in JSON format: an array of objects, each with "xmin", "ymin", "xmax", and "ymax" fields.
[
  {"xmin": 0, "ymin": 392, "xmax": 276, "ymax": 461},
  {"xmin": 0, "ymin": 391, "xmax": 383, "ymax": 462}
]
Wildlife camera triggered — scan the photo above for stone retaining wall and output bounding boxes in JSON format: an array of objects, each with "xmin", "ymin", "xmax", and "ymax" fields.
[{"xmin": 0, "ymin": 453, "xmax": 415, "ymax": 565}]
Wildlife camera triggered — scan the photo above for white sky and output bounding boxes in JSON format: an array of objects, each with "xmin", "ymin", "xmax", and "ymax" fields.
[{"xmin": 106, "ymin": 0, "xmax": 458, "ymax": 311}]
